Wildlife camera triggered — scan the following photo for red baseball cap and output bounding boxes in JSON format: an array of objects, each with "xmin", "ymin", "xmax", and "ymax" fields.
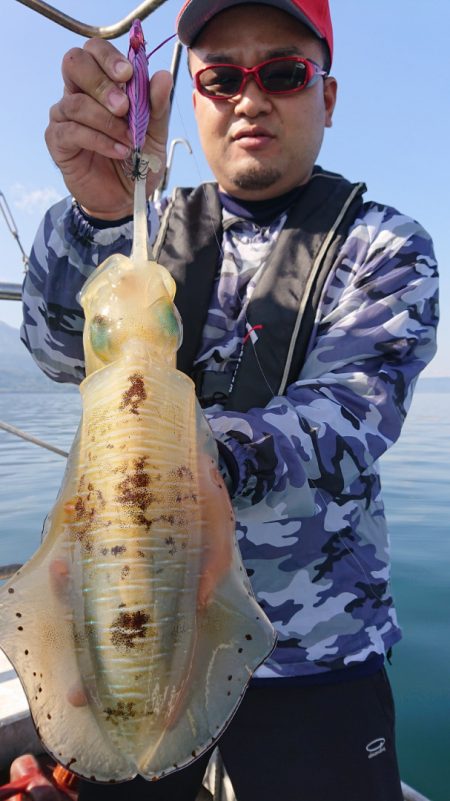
[{"xmin": 176, "ymin": 0, "xmax": 333, "ymax": 64}]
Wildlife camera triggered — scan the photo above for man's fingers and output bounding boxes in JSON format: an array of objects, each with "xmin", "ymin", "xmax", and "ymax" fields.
[
  {"xmin": 54, "ymin": 93, "xmax": 130, "ymax": 140},
  {"xmin": 10, "ymin": 754, "xmax": 39, "ymax": 780},
  {"xmin": 10, "ymin": 755, "xmax": 62, "ymax": 800},
  {"xmin": 148, "ymin": 70, "xmax": 173, "ymax": 141},
  {"xmin": 62, "ymin": 42, "xmax": 130, "ymax": 116},
  {"xmin": 63, "ymin": 39, "xmax": 132, "ymax": 86},
  {"xmin": 46, "ymin": 37, "xmax": 170, "ymax": 211},
  {"xmin": 141, "ymin": 71, "xmax": 173, "ymax": 188},
  {"xmin": 46, "ymin": 119, "xmax": 130, "ymax": 163},
  {"xmin": 196, "ymin": 453, "xmax": 235, "ymax": 609},
  {"xmin": 48, "ymin": 94, "xmax": 131, "ymax": 153},
  {"xmin": 149, "ymin": 70, "xmax": 173, "ymax": 121},
  {"xmin": 197, "ymin": 568, "xmax": 216, "ymax": 610},
  {"xmin": 84, "ymin": 37, "xmax": 132, "ymax": 83},
  {"xmin": 49, "ymin": 558, "xmax": 71, "ymax": 603}
]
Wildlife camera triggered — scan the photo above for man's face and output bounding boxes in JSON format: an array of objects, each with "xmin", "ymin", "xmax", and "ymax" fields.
[{"xmin": 190, "ymin": 4, "xmax": 337, "ymax": 200}]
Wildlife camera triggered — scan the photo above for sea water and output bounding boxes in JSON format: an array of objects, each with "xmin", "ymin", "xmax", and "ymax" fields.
[{"xmin": 0, "ymin": 388, "xmax": 448, "ymax": 800}]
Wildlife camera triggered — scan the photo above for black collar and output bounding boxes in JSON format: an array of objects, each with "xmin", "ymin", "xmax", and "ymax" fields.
[{"xmin": 219, "ymin": 184, "xmax": 306, "ymax": 226}]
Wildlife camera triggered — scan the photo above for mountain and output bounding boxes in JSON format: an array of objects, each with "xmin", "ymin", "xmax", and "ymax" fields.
[
  {"xmin": 1, "ymin": 321, "xmax": 448, "ymax": 394},
  {"xmin": 0, "ymin": 321, "xmax": 76, "ymax": 392},
  {"xmin": 415, "ymin": 376, "xmax": 450, "ymax": 393}
]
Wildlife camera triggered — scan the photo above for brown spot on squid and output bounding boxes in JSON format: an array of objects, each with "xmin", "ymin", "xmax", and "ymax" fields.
[
  {"xmin": 119, "ymin": 372, "xmax": 147, "ymax": 415},
  {"xmin": 110, "ymin": 609, "xmax": 150, "ymax": 651}
]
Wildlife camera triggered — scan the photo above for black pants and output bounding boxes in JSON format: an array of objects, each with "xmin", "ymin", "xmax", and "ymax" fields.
[{"xmin": 78, "ymin": 668, "xmax": 404, "ymax": 801}]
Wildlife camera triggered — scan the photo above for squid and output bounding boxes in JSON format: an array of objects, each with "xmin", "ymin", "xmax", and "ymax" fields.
[{"xmin": 0, "ymin": 20, "xmax": 275, "ymax": 783}]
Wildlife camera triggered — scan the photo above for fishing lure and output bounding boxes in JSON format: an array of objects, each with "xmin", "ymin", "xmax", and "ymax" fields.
[
  {"xmin": 0, "ymin": 19, "xmax": 275, "ymax": 783},
  {"xmin": 126, "ymin": 19, "xmax": 151, "ymax": 180}
]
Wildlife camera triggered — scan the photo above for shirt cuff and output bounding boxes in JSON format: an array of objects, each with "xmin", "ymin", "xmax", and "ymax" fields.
[
  {"xmin": 70, "ymin": 198, "xmax": 159, "ymax": 247},
  {"xmin": 73, "ymin": 200, "xmax": 133, "ymax": 229}
]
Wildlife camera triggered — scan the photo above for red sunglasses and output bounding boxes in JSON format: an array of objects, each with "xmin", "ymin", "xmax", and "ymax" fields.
[{"xmin": 194, "ymin": 56, "xmax": 328, "ymax": 100}]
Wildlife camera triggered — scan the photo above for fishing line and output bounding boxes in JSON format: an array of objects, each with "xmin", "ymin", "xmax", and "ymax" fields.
[{"xmin": 147, "ymin": 33, "xmax": 177, "ymax": 60}]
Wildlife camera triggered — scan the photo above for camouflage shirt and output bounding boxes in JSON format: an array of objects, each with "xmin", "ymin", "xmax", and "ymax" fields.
[{"xmin": 21, "ymin": 186, "xmax": 439, "ymax": 678}]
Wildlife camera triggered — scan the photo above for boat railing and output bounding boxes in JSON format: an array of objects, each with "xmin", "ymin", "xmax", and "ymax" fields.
[
  {"xmin": 0, "ymin": 282, "xmax": 22, "ymax": 301},
  {"xmin": 400, "ymin": 783, "xmax": 435, "ymax": 801},
  {"xmin": 0, "ymin": 194, "xmax": 29, "ymax": 271},
  {"xmin": 0, "ymin": 420, "xmax": 68, "ymax": 458}
]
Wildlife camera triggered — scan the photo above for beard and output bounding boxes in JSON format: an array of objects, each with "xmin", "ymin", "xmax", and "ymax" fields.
[{"xmin": 230, "ymin": 166, "xmax": 283, "ymax": 192}]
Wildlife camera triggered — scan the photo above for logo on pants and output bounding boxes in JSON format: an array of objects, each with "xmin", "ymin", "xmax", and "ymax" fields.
[{"xmin": 366, "ymin": 737, "xmax": 386, "ymax": 759}]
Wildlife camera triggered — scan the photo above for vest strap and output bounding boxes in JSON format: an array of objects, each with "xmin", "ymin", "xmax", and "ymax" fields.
[{"xmin": 153, "ymin": 183, "xmax": 222, "ymax": 377}]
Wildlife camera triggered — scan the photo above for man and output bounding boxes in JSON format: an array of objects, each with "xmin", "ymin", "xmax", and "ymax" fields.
[{"xmin": 20, "ymin": 2, "xmax": 438, "ymax": 800}]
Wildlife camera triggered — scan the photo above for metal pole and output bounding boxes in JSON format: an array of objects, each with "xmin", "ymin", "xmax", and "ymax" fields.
[
  {"xmin": 152, "ymin": 39, "xmax": 192, "ymax": 202},
  {"xmin": 0, "ymin": 193, "xmax": 29, "ymax": 270},
  {"xmin": 169, "ymin": 39, "xmax": 183, "ymax": 90},
  {"xmin": 15, "ymin": 0, "xmax": 168, "ymax": 39},
  {"xmin": 0, "ymin": 283, "xmax": 22, "ymax": 301}
]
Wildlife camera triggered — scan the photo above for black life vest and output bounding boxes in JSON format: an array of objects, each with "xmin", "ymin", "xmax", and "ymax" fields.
[{"xmin": 154, "ymin": 168, "xmax": 366, "ymax": 413}]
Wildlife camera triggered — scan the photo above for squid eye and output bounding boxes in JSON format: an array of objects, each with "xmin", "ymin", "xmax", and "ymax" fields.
[
  {"xmin": 152, "ymin": 299, "xmax": 183, "ymax": 349},
  {"xmin": 90, "ymin": 314, "xmax": 111, "ymax": 359}
]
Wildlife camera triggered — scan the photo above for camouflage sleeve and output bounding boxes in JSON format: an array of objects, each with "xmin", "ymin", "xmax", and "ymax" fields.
[
  {"xmin": 20, "ymin": 197, "xmax": 159, "ymax": 384},
  {"xmin": 206, "ymin": 205, "xmax": 439, "ymax": 513}
]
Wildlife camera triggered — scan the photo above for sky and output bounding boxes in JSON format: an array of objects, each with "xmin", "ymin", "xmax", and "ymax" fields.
[{"xmin": 1, "ymin": 0, "xmax": 449, "ymax": 376}]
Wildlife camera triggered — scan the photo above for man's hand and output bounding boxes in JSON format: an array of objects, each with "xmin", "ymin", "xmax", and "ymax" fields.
[
  {"xmin": 45, "ymin": 38, "xmax": 172, "ymax": 220},
  {"xmin": 197, "ymin": 452, "xmax": 234, "ymax": 609},
  {"xmin": 7, "ymin": 755, "xmax": 70, "ymax": 800}
]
